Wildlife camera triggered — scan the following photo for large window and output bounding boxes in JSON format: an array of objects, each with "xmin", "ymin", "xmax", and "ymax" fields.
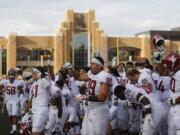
[
  {"xmin": 2, "ymin": 49, "xmax": 6, "ymax": 74},
  {"xmin": 108, "ymin": 46, "xmax": 141, "ymax": 62},
  {"xmin": 71, "ymin": 32, "xmax": 88, "ymax": 67},
  {"xmin": 17, "ymin": 48, "xmax": 53, "ymax": 61}
]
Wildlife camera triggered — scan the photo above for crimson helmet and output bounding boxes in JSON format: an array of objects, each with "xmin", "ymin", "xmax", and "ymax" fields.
[
  {"xmin": 152, "ymin": 34, "xmax": 165, "ymax": 51},
  {"xmin": 8, "ymin": 69, "xmax": 16, "ymax": 83},
  {"xmin": 163, "ymin": 53, "xmax": 180, "ymax": 71}
]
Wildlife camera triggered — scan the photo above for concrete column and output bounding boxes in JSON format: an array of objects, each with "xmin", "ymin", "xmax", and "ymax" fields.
[
  {"xmin": 116, "ymin": 37, "xmax": 120, "ymax": 65},
  {"xmin": 54, "ymin": 32, "xmax": 63, "ymax": 73},
  {"xmin": 101, "ymin": 34, "xmax": 108, "ymax": 65},
  {"xmin": 40, "ymin": 55, "xmax": 44, "ymax": 66},
  {"xmin": 65, "ymin": 9, "xmax": 74, "ymax": 22},
  {"xmin": 0, "ymin": 47, "xmax": 2, "ymax": 76},
  {"xmin": 87, "ymin": 10, "xmax": 95, "ymax": 33},
  {"xmin": 165, "ymin": 40, "xmax": 171, "ymax": 55},
  {"xmin": 6, "ymin": 33, "xmax": 17, "ymax": 72},
  {"xmin": 63, "ymin": 29, "xmax": 68, "ymax": 62},
  {"xmin": 141, "ymin": 37, "xmax": 151, "ymax": 60}
]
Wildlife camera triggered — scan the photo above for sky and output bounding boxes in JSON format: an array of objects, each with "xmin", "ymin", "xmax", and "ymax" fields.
[{"xmin": 0, "ymin": 0, "xmax": 179, "ymax": 37}]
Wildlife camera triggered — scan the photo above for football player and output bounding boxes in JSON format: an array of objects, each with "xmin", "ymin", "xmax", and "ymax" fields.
[
  {"xmin": 26, "ymin": 66, "xmax": 50, "ymax": 135},
  {"xmin": 115, "ymin": 68, "xmax": 165, "ymax": 135},
  {"xmin": 164, "ymin": 53, "xmax": 180, "ymax": 135},
  {"xmin": 108, "ymin": 66, "xmax": 129, "ymax": 135},
  {"xmin": 0, "ymin": 69, "xmax": 24, "ymax": 134},
  {"xmin": 45, "ymin": 80, "xmax": 62, "ymax": 135},
  {"xmin": 75, "ymin": 56, "xmax": 112, "ymax": 135}
]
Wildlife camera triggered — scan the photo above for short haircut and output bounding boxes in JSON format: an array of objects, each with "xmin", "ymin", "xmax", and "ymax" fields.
[{"xmin": 126, "ymin": 68, "xmax": 140, "ymax": 78}]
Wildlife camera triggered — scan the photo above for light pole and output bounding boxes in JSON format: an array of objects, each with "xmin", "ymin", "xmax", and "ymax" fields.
[{"xmin": 47, "ymin": 55, "xmax": 51, "ymax": 72}]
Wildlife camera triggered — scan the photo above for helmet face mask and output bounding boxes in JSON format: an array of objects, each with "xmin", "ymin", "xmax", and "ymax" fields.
[
  {"xmin": 9, "ymin": 75, "xmax": 15, "ymax": 83},
  {"xmin": 8, "ymin": 69, "xmax": 16, "ymax": 83}
]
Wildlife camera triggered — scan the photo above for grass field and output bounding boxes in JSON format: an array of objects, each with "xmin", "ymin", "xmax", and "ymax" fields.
[{"xmin": 0, "ymin": 104, "xmax": 13, "ymax": 135}]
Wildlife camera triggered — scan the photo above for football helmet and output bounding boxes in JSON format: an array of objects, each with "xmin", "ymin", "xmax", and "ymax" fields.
[
  {"xmin": 163, "ymin": 53, "xmax": 180, "ymax": 71},
  {"xmin": 152, "ymin": 34, "xmax": 165, "ymax": 52},
  {"xmin": 8, "ymin": 69, "xmax": 16, "ymax": 83}
]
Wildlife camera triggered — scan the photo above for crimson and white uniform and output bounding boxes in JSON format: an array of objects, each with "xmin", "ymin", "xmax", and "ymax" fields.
[
  {"xmin": 31, "ymin": 78, "xmax": 50, "ymax": 132},
  {"xmin": 19, "ymin": 80, "xmax": 28, "ymax": 114},
  {"xmin": 82, "ymin": 70, "xmax": 112, "ymax": 135},
  {"xmin": 124, "ymin": 84, "xmax": 155, "ymax": 135},
  {"xmin": 168, "ymin": 70, "xmax": 180, "ymax": 135},
  {"xmin": 67, "ymin": 76, "xmax": 81, "ymax": 134},
  {"xmin": 45, "ymin": 82, "xmax": 62, "ymax": 135},
  {"xmin": 138, "ymin": 68, "xmax": 166, "ymax": 134},
  {"xmin": 1, "ymin": 79, "xmax": 23, "ymax": 116},
  {"xmin": 110, "ymin": 76, "xmax": 129, "ymax": 131},
  {"xmin": 157, "ymin": 76, "xmax": 171, "ymax": 135}
]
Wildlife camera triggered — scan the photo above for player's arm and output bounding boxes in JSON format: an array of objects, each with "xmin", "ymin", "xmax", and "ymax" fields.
[
  {"xmin": 168, "ymin": 96, "xmax": 180, "ymax": 105},
  {"xmin": 0, "ymin": 84, "xmax": 4, "ymax": 91},
  {"xmin": 136, "ymin": 92, "xmax": 151, "ymax": 114},
  {"xmin": 18, "ymin": 85, "xmax": 24, "ymax": 94},
  {"xmin": 72, "ymin": 70, "xmax": 80, "ymax": 80},
  {"xmin": 55, "ymin": 95, "xmax": 62, "ymax": 118},
  {"xmin": 175, "ymin": 96, "xmax": 180, "ymax": 104},
  {"xmin": 87, "ymin": 82, "xmax": 110, "ymax": 102},
  {"xmin": 24, "ymin": 90, "xmax": 33, "ymax": 113},
  {"xmin": 79, "ymin": 73, "xmax": 89, "ymax": 81},
  {"xmin": 0, "ymin": 80, "xmax": 6, "ymax": 92}
]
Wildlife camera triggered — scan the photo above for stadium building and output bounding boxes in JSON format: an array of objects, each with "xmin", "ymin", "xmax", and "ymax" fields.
[{"xmin": 0, "ymin": 9, "xmax": 179, "ymax": 75}]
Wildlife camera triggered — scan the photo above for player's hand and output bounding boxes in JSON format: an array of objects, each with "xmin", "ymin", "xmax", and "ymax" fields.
[
  {"xmin": 56, "ymin": 117, "xmax": 61, "ymax": 124},
  {"xmin": 123, "ymin": 100, "xmax": 133, "ymax": 108},
  {"xmin": 167, "ymin": 97, "xmax": 176, "ymax": 105},
  {"xmin": 146, "ymin": 114, "xmax": 154, "ymax": 128},
  {"xmin": 74, "ymin": 94, "xmax": 87, "ymax": 101}
]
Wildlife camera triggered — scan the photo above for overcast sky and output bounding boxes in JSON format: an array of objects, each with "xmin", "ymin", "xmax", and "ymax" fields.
[{"xmin": 0, "ymin": 0, "xmax": 179, "ymax": 37}]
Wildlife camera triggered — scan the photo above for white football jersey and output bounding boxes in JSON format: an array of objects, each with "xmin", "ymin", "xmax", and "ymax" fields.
[
  {"xmin": 49, "ymin": 83, "xmax": 61, "ymax": 106},
  {"xmin": 31, "ymin": 78, "xmax": 50, "ymax": 112},
  {"xmin": 170, "ymin": 70, "xmax": 180, "ymax": 97},
  {"xmin": 87, "ymin": 70, "xmax": 112, "ymax": 108},
  {"xmin": 24, "ymin": 83, "xmax": 32, "ymax": 98},
  {"xmin": 119, "ymin": 70, "xmax": 127, "ymax": 81},
  {"xmin": 157, "ymin": 76, "xmax": 171, "ymax": 101},
  {"xmin": 1, "ymin": 79, "xmax": 23, "ymax": 103},
  {"xmin": 138, "ymin": 68, "xmax": 157, "ymax": 94},
  {"xmin": 125, "ymin": 83, "xmax": 144, "ymax": 104},
  {"xmin": 61, "ymin": 84, "xmax": 71, "ymax": 108}
]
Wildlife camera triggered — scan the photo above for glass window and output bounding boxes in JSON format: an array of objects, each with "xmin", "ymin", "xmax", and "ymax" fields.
[
  {"xmin": 71, "ymin": 32, "xmax": 88, "ymax": 67},
  {"xmin": 108, "ymin": 46, "xmax": 141, "ymax": 62},
  {"xmin": 17, "ymin": 48, "xmax": 53, "ymax": 61},
  {"xmin": 2, "ymin": 49, "xmax": 6, "ymax": 74}
]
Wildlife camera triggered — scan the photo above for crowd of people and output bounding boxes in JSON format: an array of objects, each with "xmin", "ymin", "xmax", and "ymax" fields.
[{"xmin": 0, "ymin": 52, "xmax": 179, "ymax": 135}]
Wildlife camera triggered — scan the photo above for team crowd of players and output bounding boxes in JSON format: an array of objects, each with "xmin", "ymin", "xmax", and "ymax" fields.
[{"xmin": 0, "ymin": 53, "xmax": 179, "ymax": 135}]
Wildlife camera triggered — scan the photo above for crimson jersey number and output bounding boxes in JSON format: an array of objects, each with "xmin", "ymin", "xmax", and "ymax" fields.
[
  {"xmin": 170, "ymin": 78, "xmax": 175, "ymax": 93},
  {"xmin": 88, "ymin": 79, "xmax": 96, "ymax": 96},
  {"xmin": 6, "ymin": 86, "xmax": 16, "ymax": 95},
  {"xmin": 32, "ymin": 85, "xmax": 38, "ymax": 97},
  {"xmin": 158, "ymin": 81, "xmax": 164, "ymax": 92}
]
